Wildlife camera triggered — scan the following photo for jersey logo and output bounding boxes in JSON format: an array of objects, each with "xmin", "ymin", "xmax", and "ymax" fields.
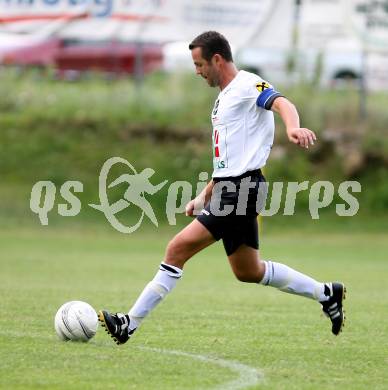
[
  {"xmin": 214, "ymin": 129, "xmax": 220, "ymax": 157},
  {"xmin": 213, "ymin": 126, "xmax": 228, "ymax": 169},
  {"xmin": 256, "ymin": 81, "xmax": 270, "ymax": 92}
]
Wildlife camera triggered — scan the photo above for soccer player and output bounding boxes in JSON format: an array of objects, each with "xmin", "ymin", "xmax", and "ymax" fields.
[{"xmin": 99, "ymin": 31, "xmax": 346, "ymax": 344}]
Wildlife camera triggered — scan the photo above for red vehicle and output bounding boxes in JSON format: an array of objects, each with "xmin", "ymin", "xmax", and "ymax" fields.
[
  {"xmin": 1, "ymin": 38, "xmax": 61, "ymax": 68},
  {"xmin": 2, "ymin": 38, "xmax": 163, "ymax": 76},
  {"xmin": 54, "ymin": 40, "xmax": 163, "ymax": 75}
]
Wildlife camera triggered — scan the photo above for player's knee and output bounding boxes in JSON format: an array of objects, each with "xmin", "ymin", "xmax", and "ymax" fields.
[
  {"xmin": 165, "ymin": 238, "xmax": 181, "ymax": 259},
  {"xmin": 233, "ymin": 270, "xmax": 260, "ymax": 283},
  {"xmin": 165, "ymin": 236, "xmax": 191, "ymax": 266}
]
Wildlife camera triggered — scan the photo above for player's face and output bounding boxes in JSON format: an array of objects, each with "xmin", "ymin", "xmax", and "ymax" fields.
[{"xmin": 191, "ymin": 47, "xmax": 220, "ymax": 88}]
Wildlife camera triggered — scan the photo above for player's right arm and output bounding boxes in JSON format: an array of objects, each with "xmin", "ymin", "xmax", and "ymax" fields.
[{"xmin": 185, "ymin": 180, "xmax": 215, "ymax": 217}]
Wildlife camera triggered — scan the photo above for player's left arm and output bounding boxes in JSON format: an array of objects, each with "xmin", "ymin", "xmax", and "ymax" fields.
[{"xmin": 271, "ymin": 96, "xmax": 316, "ymax": 149}]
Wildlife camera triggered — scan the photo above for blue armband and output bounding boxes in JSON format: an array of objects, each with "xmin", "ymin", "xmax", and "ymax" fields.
[{"xmin": 256, "ymin": 88, "xmax": 283, "ymax": 110}]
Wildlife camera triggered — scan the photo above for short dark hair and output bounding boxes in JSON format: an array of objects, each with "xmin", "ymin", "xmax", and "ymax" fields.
[{"xmin": 189, "ymin": 31, "xmax": 233, "ymax": 63}]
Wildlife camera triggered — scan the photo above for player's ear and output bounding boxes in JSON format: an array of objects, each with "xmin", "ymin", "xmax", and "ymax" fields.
[{"xmin": 212, "ymin": 54, "xmax": 223, "ymax": 67}]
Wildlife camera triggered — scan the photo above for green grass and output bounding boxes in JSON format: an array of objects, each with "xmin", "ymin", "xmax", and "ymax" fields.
[{"xmin": 0, "ymin": 222, "xmax": 387, "ymax": 389}]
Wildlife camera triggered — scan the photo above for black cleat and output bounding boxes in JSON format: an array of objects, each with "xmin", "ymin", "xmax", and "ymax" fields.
[
  {"xmin": 320, "ymin": 282, "xmax": 346, "ymax": 336},
  {"xmin": 98, "ymin": 310, "xmax": 136, "ymax": 345}
]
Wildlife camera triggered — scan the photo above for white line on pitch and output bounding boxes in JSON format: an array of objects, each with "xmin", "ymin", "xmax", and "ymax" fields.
[
  {"xmin": 0, "ymin": 331, "xmax": 264, "ymax": 388},
  {"xmin": 138, "ymin": 346, "xmax": 264, "ymax": 390}
]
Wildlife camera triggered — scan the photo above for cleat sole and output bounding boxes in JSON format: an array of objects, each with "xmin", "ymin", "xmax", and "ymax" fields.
[
  {"xmin": 343, "ymin": 285, "xmax": 347, "ymax": 301},
  {"xmin": 322, "ymin": 283, "xmax": 347, "ymax": 336},
  {"xmin": 341, "ymin": 285, "xmax": 347, "ymax": 334}
]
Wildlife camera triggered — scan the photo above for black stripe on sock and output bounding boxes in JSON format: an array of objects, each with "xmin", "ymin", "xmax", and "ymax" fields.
[{"xmin": 160, "ymin": 263, "xmax": 180, "ymax": 274}]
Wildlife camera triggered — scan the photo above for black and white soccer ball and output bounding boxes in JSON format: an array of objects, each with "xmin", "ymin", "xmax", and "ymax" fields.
[{"xmin": 54, "ymin": 301, "xmax": 98, "ymax": 342}]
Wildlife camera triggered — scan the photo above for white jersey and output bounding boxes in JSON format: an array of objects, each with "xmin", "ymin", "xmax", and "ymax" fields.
[{"xmin": 211, "ymin": 70, "xmax": 281, "ymax": 178}]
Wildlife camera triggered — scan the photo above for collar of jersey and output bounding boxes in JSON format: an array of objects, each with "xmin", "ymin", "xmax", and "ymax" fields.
[{"xmin": 220, "ymin": 70, "xmax": 243, "ymax": 95}]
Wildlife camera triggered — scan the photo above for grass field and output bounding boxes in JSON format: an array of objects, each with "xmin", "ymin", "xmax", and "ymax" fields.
[{"xmin": 0, "ymin": 222, "xmax": 387, "ymax": 389}]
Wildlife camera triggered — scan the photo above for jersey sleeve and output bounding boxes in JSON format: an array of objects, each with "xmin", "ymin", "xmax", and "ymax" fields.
[{"xmin": 254, "ymin": 80, "xmax": 283, "ymax": 110}]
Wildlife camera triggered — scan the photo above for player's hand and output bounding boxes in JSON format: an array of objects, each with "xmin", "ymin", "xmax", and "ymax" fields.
[
  {"xmin": 287, "ymin": 127, "xmax": 317, "ymax": 149},
  {"xmin": 185, "ymin": 199, "xmax": 196, "ymax": 217}
]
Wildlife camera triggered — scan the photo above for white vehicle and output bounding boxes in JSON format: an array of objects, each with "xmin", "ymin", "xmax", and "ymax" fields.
[
  {"xmin": 321, "ymin": 39, "xmax": 363, "ymax": 87},
  {"xmin": 234, "ymin": 38, "xmax": 365, "ymax": 89},
  {"xmin": 162, "ymin": 41, "xmax": 192, "ymax": 72},
  {"xmin": 234, "ymin": 47, "xmax": 291, "ymax": 86}
]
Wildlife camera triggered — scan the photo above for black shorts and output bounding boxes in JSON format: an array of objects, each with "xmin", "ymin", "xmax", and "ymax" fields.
[{"xmin": 196, "ymin": 169, "xmax": 267, "ymax": 256}]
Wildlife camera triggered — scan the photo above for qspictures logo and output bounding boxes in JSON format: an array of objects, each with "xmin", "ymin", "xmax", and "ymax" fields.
[
  {"xmin": 29, "ymin": 157, "xmax": 362, "ymax": 233},
  {"xmin": 89, "ymin": 157, "xmax": 168, "ymax": 233}
]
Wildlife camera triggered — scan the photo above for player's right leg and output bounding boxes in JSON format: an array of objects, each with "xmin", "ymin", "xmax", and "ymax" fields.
[
  {"xmin": 99, "ymin": 219, "xmax": 215, "ymax": 345},
  {"xmin": 227, "ymin": 243, "xmax": 346, "ymax": 336}
]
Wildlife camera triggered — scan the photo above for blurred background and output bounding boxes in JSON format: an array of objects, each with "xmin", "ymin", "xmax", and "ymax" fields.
[
  {"xmin": 1, "ymin": 0, "xmax": 387, "ymax": 230},
  {"xmin": 2, "ymin": 5, "xmax": 388, "ymax": 388}
]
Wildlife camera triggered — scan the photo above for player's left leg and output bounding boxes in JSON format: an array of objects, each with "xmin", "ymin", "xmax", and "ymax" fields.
[
  {"xmin": 99, "ymin": 220, "xmax": 215, "ymax": 345},
  {"xmin": 125, "ymin": 219, "xmax": 215, "ymax": 328},
  {"xmin": 227, "ymin": 244, "xmax": 346, "ymax": 335}
]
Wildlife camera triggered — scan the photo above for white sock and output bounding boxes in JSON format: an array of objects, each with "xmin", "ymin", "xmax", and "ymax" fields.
[
  {"xmin": 128, "ymin": 263, "xmax": 183, "ymax": 330},
  {"xmin": 260, "ymin": 260, "xmax": 328, "ymax": 301}
]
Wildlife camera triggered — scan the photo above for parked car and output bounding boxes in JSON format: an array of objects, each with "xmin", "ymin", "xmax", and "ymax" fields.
[
  {"xmin": 235, "ymin": 40, "xmax": 364, "ymax": 88},
  {"xmin": 1, "ymin": 37, "xmax": 163, "ymax": 76},
  {"xmin": 1, "ymin": 37, "xmax": 61, "ymax": 68},
  {"xmin": 54, "ymin": 40, "xmax": 163, "ymax": 76},
  {"xmin": 0, "ymin": 13, "xmax": 86, "ymax": 66}
]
